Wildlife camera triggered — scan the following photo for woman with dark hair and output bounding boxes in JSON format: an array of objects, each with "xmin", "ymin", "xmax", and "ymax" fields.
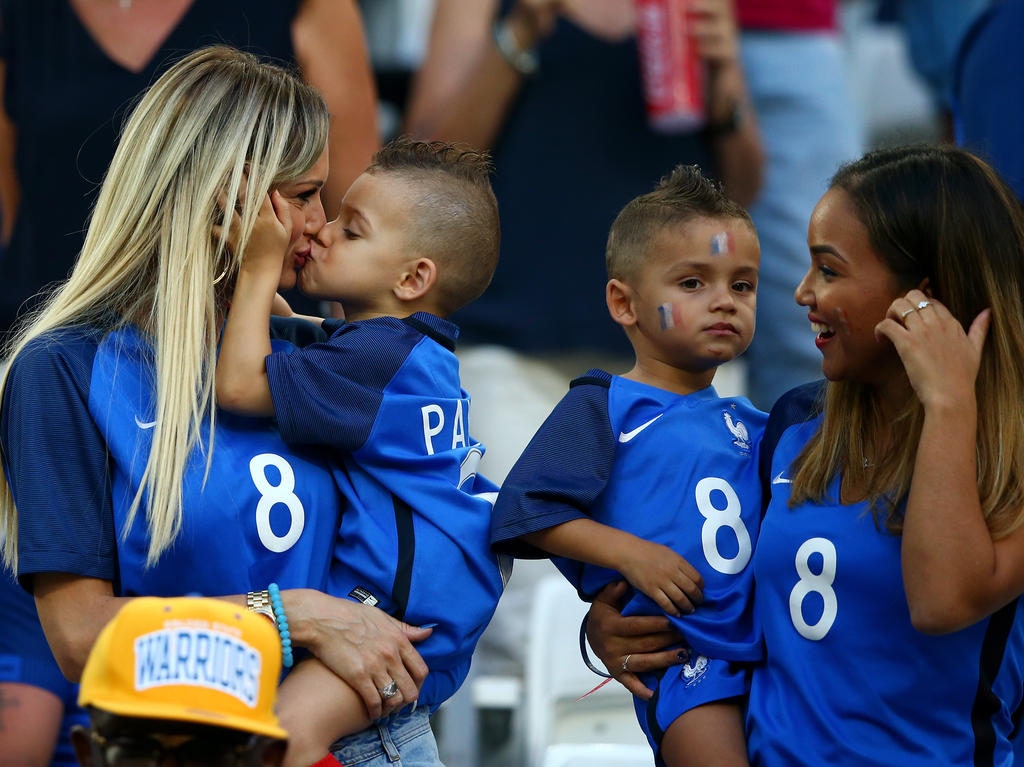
[{"xmin": 588, "ymin": 144, "xmax": 1024, "ymax": 766}]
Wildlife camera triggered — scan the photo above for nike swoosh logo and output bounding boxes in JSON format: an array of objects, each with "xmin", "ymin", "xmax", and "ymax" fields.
[
  {"xmin": 772, "ymin": 471, "xmax": 792, "ymax": 485},
  {"xmin": 618, "ymin": 413, "xmax": 664, "ymax": 443},
  {"xmin": 134, "ymin": 415, "xmax": 156, "ymax": 430}
]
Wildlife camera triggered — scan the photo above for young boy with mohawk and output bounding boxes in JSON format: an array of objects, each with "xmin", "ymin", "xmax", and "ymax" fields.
[{"xmin": 492, "ymin": 165, "xmax": 766, "ymax": 767}]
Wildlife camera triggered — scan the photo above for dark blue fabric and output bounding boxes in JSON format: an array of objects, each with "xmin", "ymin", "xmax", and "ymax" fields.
[
  {"xmin": 1, "ymin": 325, "xmax": 117, "ymax": 589},
  {"xmin": 454, "ymin": 7, "xmax": 712, "ymax": 354},
  {"xmin": 954, "ymin": 0, "xmax": 1024, "ymax": 200},
  {"xmin": 269, "ymin": 315, "xmax": 330, "ymax": 348},
  {"xmin": 266, "ymin": 313, "xmax": 459, "ymax": 452},
  {"xmin": 0, "ymin": 0, "xmax": 305, "ymax": 336},
  {"xmin": 491, "ymin": 369, "xmax": 615, "ymax": 558}
]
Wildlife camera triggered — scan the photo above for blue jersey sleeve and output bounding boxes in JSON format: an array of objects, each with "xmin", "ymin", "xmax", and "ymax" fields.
[
  {"xmin": 1, "ymin": 327, "xmax": 117, "ymax": 588},
  {"xmin": 265, "ymin": 316, "xmax": 422, "ymax": 453},
  {"xmin": 491, "ymin": 370, "xmax": 616, "ymax": 558}
]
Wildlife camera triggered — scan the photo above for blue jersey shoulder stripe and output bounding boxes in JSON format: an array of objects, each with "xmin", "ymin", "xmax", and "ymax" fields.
[
  {"xmin": 570, "ymin": 369, "xmax": 612, "ymax": 389},
  {"xmin": 391, "ymin": 495, "xmax": 416, "ymax": 621},
  {"xmin": 974, "ymin": 598, "xmax": 1021, "ymax": 766},
  {"xmin": 402, "ymin": 314, "xmax": 457, "ymax": 352}
]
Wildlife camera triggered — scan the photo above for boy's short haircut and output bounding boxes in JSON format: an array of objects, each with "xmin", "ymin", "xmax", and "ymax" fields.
[
  {"xmin": 606, "ymin": 164, "xmax": 755, "ymax": 281},
  {"xmin": 368, "ymin": 137, "xmax": 500, "ymax": 315}
]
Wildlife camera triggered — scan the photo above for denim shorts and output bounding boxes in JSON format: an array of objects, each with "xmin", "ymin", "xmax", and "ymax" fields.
[{"xmin": 330, "ymin": 706, "xmax": 443, "ymax": 766}]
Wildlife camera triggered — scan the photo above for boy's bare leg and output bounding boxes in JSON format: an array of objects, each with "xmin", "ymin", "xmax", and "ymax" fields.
[
  {"xmin": 278, "ymin": 657, "xmax": 373, "ymax": 767},
  {"xmin": 661, "ymin": 701, "xmax": 749, "ymax": 767}
]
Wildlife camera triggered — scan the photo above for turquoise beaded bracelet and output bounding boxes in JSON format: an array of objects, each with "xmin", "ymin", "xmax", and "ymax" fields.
[{"xmin": 267, "ymin": 582, "xmax": 293, "ymax": 668}]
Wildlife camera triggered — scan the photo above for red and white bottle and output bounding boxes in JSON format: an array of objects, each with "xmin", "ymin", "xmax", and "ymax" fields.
[{"xmin": 635, "ymin": 0, "xmax": 705, "ymax": 133}]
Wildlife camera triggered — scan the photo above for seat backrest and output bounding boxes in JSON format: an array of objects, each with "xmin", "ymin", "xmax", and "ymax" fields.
[{"xmin": 523, "ymin": 576, "xmax": 653, "ymax": 767}]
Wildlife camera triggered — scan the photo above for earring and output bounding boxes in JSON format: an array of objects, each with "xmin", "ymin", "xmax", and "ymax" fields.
[{"xmin": 212, "ymin": 267, "xmax": 228, "ymax": 286}]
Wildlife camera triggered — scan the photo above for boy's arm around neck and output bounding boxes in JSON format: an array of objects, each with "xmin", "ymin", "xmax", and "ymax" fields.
[
  {"xmin": 216, "ymin": 191, "xmax": 294, "ymax": 417},
  {"xmin": 217, "ymin": 263, "xmax": 277, "ymax": 416}
]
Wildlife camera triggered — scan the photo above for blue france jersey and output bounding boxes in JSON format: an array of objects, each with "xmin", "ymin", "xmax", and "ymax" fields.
[
  {"xmin": 492, "ymin": 370, "xmax": 766, "ymax": 662},
  {"xmin": 0, "ymin": 574, "xmax": 86, "ymax": 767},
  {"xmin": 3, "ymin": 322, "xmax": 340, "ymax": 596},
  {"xmin": 748, "ymin": 382, "xmax": 1024, "ymax": 767},
  {"xmin": 265, "ymin": 313, "xmax": 505, "ymax": 707}
]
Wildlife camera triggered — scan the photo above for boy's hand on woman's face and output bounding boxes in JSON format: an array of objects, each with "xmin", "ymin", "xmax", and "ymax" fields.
[{"xmin": 239, "ymin": 191, "xmax": 294, "ymax": 274}]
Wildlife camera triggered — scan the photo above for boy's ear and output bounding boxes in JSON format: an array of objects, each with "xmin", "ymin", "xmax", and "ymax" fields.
[
  {"xmin": 918, "ymin": 276, "xmax": 931, "ymax": 296},
  {"xmin": 394, "ymin": 258, "xmax": 437, "ymax": 302},
  {"xmin": 607, "ymin": 278, "xmax": 638, "ymax": 327}
]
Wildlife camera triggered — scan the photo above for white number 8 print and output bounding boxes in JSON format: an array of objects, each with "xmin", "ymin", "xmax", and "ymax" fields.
[
  {"xmin": 695, "ymin": 477, "xmax": 752, "ymax": 575},
  {"xmin": 789, "ymin": 537, "xmax": 838, "ymax": 640},
  {"xmin": 250, "ymin": 453, "xmax": 305, "ymax": 553}
]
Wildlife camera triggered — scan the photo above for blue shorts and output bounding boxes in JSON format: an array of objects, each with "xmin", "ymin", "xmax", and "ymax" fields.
[
  {"xmin": 330, "ymin": 706, "xmax": 442, "ymax": 767},
  {"xmin": 634, "ymin": 654, "xmax": 749, "ymax": 765}
]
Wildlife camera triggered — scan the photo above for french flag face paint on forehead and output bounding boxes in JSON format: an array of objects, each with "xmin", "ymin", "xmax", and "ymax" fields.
[{"xmin": 710, "ymin": 231, "xmax": 734, "ymax": 256}]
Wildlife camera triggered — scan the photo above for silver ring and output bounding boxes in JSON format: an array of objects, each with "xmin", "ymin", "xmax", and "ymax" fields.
[
  {"xmin": 916, "ymin": 300, "xmax": 931, "ymax": 310},
  {"xmin": 621, "ymin": 654, "xmax": 631, "ymax": 672},
  {"xmin": 379, "ymin": 680, "xmax": 399, "ymax": 700},
  {"xmin": 900, "ymin": 307, "xmax": 916, "ymax": 320}
]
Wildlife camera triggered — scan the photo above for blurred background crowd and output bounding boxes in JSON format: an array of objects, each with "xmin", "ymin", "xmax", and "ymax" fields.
[{"xmin": 0, "ymin": 0, "xmax": 1018, "ymax": 765}]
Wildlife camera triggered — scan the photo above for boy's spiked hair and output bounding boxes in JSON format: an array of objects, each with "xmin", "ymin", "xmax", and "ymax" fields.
[
  {"xmin": 368, "ymin": 137, "xmax": 500, "ymax": 315},
  {"xmin": 606, "ymin": 164, "xmax": 754, "ymax": 281}
]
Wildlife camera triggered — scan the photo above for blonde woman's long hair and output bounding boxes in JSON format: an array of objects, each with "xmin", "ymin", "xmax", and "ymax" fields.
[
  {"xmin": 789, "ymin": 145, "xmax": 1024, "ymax": 539},
  {"xmin": 0, "ymin": 46, "xmax": 329, "ymax": 568}
]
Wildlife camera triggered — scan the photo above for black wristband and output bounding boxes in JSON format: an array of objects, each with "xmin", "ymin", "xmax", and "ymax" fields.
[
  {"xmin": 579, "ymin": 614, "xmax": 613, "ymax": 678},
  {"xmin": 702, "ymin": 100, "xmax": 744, "ymax": 138}
]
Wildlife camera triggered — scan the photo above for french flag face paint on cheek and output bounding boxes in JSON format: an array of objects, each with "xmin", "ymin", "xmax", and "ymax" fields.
[
  {"xmin": 710, "ymin": 231, "xmax": 734, "ymax": 256},
  {"xmin": 658, "ymin": 302, "xmax": 682, "ymax": 330}
]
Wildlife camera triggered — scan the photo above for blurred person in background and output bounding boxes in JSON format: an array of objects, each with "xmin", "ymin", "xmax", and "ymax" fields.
[
  {"xmin": 736, "ymin": 0, "xmax": 862, "ymax": 410},
  {"xmin": 953, "ymin": 0, "xmax": 1024, "ymax": 201},
  {"xmin": 0, "ymin": 0, "xmax": 379, "ymax": 335}
]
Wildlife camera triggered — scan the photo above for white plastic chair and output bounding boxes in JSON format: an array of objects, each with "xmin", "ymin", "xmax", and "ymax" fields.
[
  {"xmin": 541, "ymin": 743, "xmax": 656, "ymax": 767},
  {"xmin": 523, "ymin": 575, "xmax": 654, "ymax": 767}
]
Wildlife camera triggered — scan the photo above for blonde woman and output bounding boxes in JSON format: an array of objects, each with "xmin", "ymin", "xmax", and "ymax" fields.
[
  {"xmin": 588, "ymin": 145, "xmax": 1024, "ymax": 766},
  {"xmin": 0, "ymin": 45, "xmax": 429, "ymax": 731}
]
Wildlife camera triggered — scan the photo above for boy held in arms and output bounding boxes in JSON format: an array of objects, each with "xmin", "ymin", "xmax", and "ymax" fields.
[
  {"xmin": 217, "ymin": 138, "xmax": 506, "ymax": 766},
  {"xmin": 491, "ymin": 166, "xmax": 766, "ymax": 767}
]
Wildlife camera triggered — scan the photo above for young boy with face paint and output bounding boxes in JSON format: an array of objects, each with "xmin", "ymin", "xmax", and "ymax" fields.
[{"xmin": 491, "ymin": 165, "xmax": 764, "ymax": 767}]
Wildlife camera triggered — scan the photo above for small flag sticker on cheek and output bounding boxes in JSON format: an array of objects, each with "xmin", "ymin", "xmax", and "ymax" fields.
[
  {"xmin": 710, "ymin": 231, "xmax": 733, "ymax": 256},
  {"xmin": 658, "ymin": 302, "xmax": 681, "ymax": 330}
]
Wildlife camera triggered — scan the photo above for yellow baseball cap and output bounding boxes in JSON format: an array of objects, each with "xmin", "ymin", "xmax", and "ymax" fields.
[{"xmin": 78, "ymin": 596, "xmax": 287, "ymax": 740}]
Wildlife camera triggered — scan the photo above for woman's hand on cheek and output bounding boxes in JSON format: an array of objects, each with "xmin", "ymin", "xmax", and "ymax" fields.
[
  {"xmin": 875, "ymin": 289, "xmax": 991, "ymax": 410},
  {"xmin": 586, "ymin": 581, "xmax": 686, "ymax": 700}
]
